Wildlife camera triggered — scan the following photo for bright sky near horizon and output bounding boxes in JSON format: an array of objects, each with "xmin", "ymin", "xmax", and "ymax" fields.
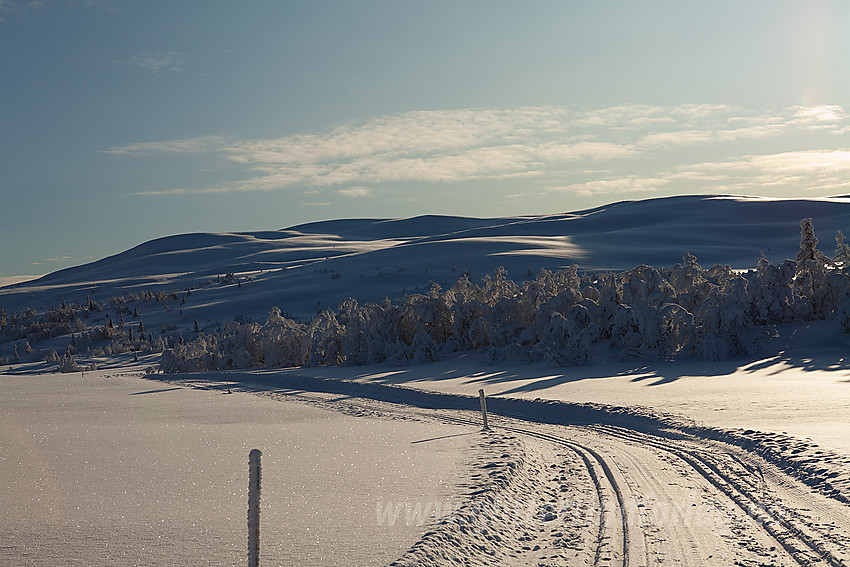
[{"xmin": 2, "ymin": 0, "xmax": 849, "ymax": 282}]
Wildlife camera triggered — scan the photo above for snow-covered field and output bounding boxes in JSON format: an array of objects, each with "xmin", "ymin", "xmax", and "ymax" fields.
[
  {"xmin": 144, "ymin": 365, "xmax": 850, "ymax": 566},
  {"xmin": 4, "ymin": 194, "xmax": 850, "ymax": 565},
  {"xmin": 0, "ymin": 368, "xmax": 479, "ymax": 566}
]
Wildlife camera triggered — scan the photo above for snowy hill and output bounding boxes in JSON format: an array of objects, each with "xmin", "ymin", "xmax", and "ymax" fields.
[{"xmin": 4, "ymin": 194, "xmax": 850, "ymax": 326}]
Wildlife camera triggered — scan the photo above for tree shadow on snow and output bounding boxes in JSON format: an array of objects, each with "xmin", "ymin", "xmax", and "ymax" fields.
[
  {"xmin": 141, "ymin": 333, "xmax": 850, "ymax": 404},
  {"xmin": 342, "ymin": 345, "xmax": 850, "ymax": 397}
]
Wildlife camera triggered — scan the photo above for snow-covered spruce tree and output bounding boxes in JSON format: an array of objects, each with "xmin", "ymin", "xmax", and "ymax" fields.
[
  {"xmin": 794, "ymin": 218, "xmax": 837, "ymax": 320},
  {"xmin": 836, "ymin": 289, "xmax": 850, "ymax": 334},
  {"xmin": 834, "ymin": 230, "xmax": 850, "ymax": 271},
  {"xmin": 58, "ymin": 353, "xmax": 80, "ymax": 373},
  {"xmin": 44, "ymin": 348, "xmax": 60, "ymax": 364}
]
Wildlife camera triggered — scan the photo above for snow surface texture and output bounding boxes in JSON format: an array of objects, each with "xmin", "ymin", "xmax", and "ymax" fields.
[
  {"xmin": 150, "ymin": 369, "xmax": 850, "ymax": 566},
  {"xmin": 0, "ymin": 369, "xmax": 481, "ymax": 566}
]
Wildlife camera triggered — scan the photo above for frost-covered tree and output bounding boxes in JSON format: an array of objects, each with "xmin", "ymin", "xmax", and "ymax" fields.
[
  {"xmin": 469, "ymin": 297, "xmax": 525, "ymax": 348},
  {"xmin": 794, "ymin": 218, "xmax": 834, "ymax": 319},
  {"xmin": 834, "ymin": 230, "xmax": 850, "ymax": 271},
  {"xmin": 44, "ymin": 348, "xmax": 60, "ymax": 364},
  {"xmin": 481, "ymin": 266, "xmax": 518, "ymax": 305},
  {"xmin": 398, "ymin": 285, "xmax": 452, "ymax": 347},
  {"xmin": 304, "ymin": 309, "xmax": 345, "ymax": 366},
  {"xmin": 669, "ymin": 253, "xmax": 713, "ymax": 312},
  {"xmin": 530, "ymin": 304, "xmax": 593, "ymax": 365},
  {"xmin": 696, "ymin": 277, "xmax": 775, "ymax": 361},
  {"xmin": 448, "ymin": 296, "xmax": 488, "ymax": 352},
  {"xmin": 161, "ymin": 334, "xmax": 219, "ymax": 373},
  {"xmin": 58, "ymin": 354, "xmax": 80, "ymax": 373},
  {"xmin": 746, "ymin": 254, "xmax": 797, "ymax": 325},
  {"xmin": 262, "ymin": 307, "xmax": 307, "ymax": 367}
]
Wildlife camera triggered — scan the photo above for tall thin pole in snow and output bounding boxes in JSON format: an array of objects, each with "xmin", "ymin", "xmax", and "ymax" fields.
[
  {"xmin": 248, "ymin": 449, "xmax": 262, "ymax": 567},
  {"xmin": 478, "ymin": 389, "xmax": 490, "ymax": 430}
]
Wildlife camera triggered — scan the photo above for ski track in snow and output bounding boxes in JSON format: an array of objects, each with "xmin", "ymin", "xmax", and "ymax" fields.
[{"xmin": 155, "ymin": 371, "xmax": 850, "ymax": 566}]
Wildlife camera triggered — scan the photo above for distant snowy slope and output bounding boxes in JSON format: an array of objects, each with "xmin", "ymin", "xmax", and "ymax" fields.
[{"xmin": 4, "ymin": 195, "xmax": 850, "ymax": 323}]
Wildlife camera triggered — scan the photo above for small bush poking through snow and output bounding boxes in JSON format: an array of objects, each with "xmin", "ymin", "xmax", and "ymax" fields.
[{"xmin": 58, "ymin": 354, "xmax": 80, "ymax": 373}]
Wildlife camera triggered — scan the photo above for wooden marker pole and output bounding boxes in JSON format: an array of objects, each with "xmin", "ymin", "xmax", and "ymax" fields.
[
  {"xmin": 248, "ymin": 449, "xmax": 262, "ymax": 567},
  {"xmin": 478, "ymin": 389, "xmax": 490, "ymax": 430}
]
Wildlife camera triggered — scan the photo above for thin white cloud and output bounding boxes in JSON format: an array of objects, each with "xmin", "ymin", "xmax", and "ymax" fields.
[
  {"xmin": 104, "ymin": 135, "xmax": 228, "ymax": 155},
  {"xmin": 42, "ymin": 254, "xmax": 74, "ymax": 262},
  {"xmin": 548, "ymin": 176, "xmax": 671, "ymax": 197},
  {"xmin": 1, "ymin": 1, "xmax": 125, "ymax": 24},
  {"xmin": 557, "ymin": 149, "xmax": 850, "ymax": 199},
  {"xmin": 0, "ymin": 0, "xmax": 42, "ymax": 22},
  {"xmin": 110, "ymin": 104, "xmax": 849, "ymax": 197},
  {"xmin": 117, "ymin": 51, "xmax": 186, "ymax": 74},
  {"xmin": 338, "ymin": 186, "xmax": 371, "ymax": 198},
  {"xmin": 636, "ymin": 105, "xmax": 847, "ymax": 148}
]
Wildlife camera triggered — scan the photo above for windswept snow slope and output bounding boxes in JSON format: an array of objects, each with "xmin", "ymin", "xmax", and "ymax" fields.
[{"xmin": 5, "ymin": 195, "xmax": 850, "ymax": 324}]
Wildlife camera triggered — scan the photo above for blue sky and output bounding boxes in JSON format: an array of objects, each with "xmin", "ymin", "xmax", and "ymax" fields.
[{"xmin": 1, "ymin": 0, "xmax": 849, "ymax": 282}]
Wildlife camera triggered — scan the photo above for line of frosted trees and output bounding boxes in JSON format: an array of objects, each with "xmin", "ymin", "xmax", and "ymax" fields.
[{"xmin": 160, "ymin": 219, "xmax": 850, "ymax": 372}]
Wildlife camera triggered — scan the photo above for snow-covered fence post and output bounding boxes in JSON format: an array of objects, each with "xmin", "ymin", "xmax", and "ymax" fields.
[
  {"xmin": 248, "ymin": 449, "xmax": 262, "ymax": 567},
  {"xmin": 478, "ymin": 389, "xmax": 490, "ymax": 430}
]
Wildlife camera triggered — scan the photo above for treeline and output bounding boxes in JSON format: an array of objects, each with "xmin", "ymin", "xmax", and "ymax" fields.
[
  {"xmin": 0, "ymin": 290, "xmax": 181, "ymax": 366},
  {"xmin": 160, "ymin": 219, "xmax": 850, "ymax": 372}
]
